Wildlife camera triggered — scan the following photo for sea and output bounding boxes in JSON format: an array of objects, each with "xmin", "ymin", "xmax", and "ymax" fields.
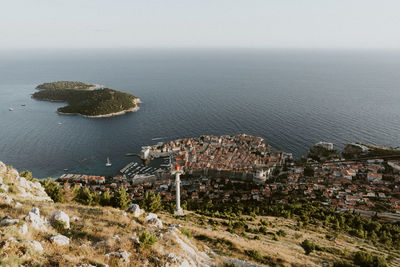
[{"xmin": 0, "ymin": 49, "xmax": 399, "ymax": 178}]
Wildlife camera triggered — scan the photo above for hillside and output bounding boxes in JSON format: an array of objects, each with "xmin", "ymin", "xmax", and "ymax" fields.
[
  {"xmin": 0, "ymin": 161, "xmax": 398, "ymax": 266},
  {"xmin": 36, "ymin": 81, "xmax": 95, "ymax": 90},
  {"xmin": 32, "ymin": 81, "xmax": 140, "ymax": 117}
]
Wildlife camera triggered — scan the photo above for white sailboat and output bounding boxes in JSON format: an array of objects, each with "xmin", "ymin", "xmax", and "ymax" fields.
[{"xmin": 106, "ymin": 157, "xmax": 112, "ymax": 167}]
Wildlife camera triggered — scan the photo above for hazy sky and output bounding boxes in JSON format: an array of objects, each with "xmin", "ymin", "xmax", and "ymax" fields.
[{"xmin": 1, "ymin": 0, "xmax": 400, "ymax": 50}]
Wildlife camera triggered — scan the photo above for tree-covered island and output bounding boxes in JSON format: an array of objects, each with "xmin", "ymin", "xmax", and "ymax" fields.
[{"xmin": 32, "ymin": 81, "xmax": 140, "ymax": 117}]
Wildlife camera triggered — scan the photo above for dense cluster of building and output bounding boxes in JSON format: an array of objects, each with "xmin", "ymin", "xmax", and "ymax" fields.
[
  {"xmin": 55, "ymin": 137, "xmax": 400, "ymax": 218},
  {"xmin": 145, "ymin": 134, "xmax": 282, "ymax": 174}
]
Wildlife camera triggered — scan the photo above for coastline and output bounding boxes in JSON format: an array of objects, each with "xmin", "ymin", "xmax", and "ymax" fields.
[
  {"xmin": 57, "ymin": 98, "xmax": 141, "ymax": 118},
  {"xmin": 88, "ymin": 84, "xmax": 103, "ymax": 90}
]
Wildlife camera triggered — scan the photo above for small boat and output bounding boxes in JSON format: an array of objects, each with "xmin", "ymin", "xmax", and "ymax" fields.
[
  {"xmin": 21, "ymin": 104, "xmax": 26, "ymax": 106},
  {"xmin": 9, "ymin": 108, "xmax": 14, "ymax": 111},
  {"xmin": 106, "ymin": 157, "xmax": 112, "ymax": 167},
  {"xmin": 58, "ymin": 122, "xmax": 62, "ymax": 125},
  {"xmin": 63, "ymin": 168, "xmax": 68, "ymax": 172}
]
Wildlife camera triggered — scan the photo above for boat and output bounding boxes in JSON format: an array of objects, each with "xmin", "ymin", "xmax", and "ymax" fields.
[
  {"xmin": 106, "ymin": 157, "xmax": 112, "ymax": 167},
  {"xmin": 21, "ymin": 104, "xmax": 26, "ymax": 106},
  {"xmin": 58, "ymin": 122, "xmax": 62, "ymax": 125},
  {"xmin": 9, "ymin": 108, "xmax": 13, "ymax": 111},
  {"xmin": 63, "ymin": 168, "xmax": 68, "ymax": 172}
]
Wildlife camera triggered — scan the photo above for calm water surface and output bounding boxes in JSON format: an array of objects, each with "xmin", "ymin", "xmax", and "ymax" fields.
[{"xmin": 0, "ymin": 49, "xmax": 399, "ymax": 178}]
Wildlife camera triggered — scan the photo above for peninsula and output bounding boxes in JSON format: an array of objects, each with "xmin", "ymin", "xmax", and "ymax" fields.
[{"xmin": 32, "ymin": 81, "xmax": 140, "ymax": 117}]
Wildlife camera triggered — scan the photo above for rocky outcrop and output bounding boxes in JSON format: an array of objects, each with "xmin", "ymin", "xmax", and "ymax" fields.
[
  {"xmin": 50, "ymin": 234, "xmax": 70, "ymax": 246},
  {"xmin": 105, "ymin": 249, "xmax": 131, "ymax": 264},
  {"xmin": 24, "ymin": 207, "xmax": 47, "ymax": 231},
  {"xmin": 24, "ymin": 240, "xmax": 44, "ymax": 252},
  {"xmin": 49, "ymin": 210, "xmax": 70, "ymax": 229},
  {"xmin": 0, "ymin": 161, "xmax": 52, "ymax": 202},
  {"xmin": 0, "ymin": 193, "xmax": 13, "ymax": 204},
  {"xmin": 160, "ymin": 227, "xmax": 212, "ymax": 267},
  {"xmin": 0, "ymin": 216, "xmax": 20, "ymax": 226},
  {"xmin": 145, "ymin": 213, "xmax": 163, "ymax": 228},
  {"xmin": 126, "ymin": 204, "xmax": 144, "ymax": 217}
]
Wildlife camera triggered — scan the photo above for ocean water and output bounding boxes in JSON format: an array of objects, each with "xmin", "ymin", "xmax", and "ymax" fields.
[{"xmin": 0, "ymin": 49, "xmax": 399, "ymax": 178}]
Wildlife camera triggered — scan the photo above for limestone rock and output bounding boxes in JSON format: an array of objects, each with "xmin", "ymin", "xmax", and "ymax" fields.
[
  {"xmin": 105, "ymin": 249, "xmax": 131, "ymax": 263},
  {"xmin": 145, "ymin": 213, "xmax": 163, "ymax": 228},
  {"xmin": 0, "ymin": 162, "xmax": 6, "ymax": 173},
  {"xmin": 24, "ymin": 208, "xmax": 47, "ymax": 231},
  {"xmin": 145, "ymin": 213, "xmax": 158, "ymax": 221},
  {"xmin": 24, "ymin": 240, "xmax": 44, "ymax": 252},
  {"xmin": 71, "ymin": 216, "xmax": 80, "ymax": 222},
  {"xmin": 49, "ymin": 210, "xmax": 70, "ymax": 229},
  {"xmin": 126, "ymin": 204, "xmax": 144, "ymax": 217},
  {"xmin": 0, "ymin": 193, "xmax": 13, "ymax": 204},
  {"xmin": 19, "ymin": 223, "xmax": 28, "ymax": 235},
  {"xmin": 0, "ymin": 216, "xmax": 20, "ymax": 226},
  {"xmin": 147, "ymin": 217, "xmax": 163, "ymax": 228},
  {"xmin": 0, "ymin": 183, "xmax": 9, "ymax": 192},
  {"xmin": 160, "ymin": 228, "xmax": 212, "ymax": 267},
  {"xmin": 31, "ymin": 207, "xmax": 40, "ymax": 216},
  {"xmin": 50, "ymin": 234, "xmax": 70, "ymax": 246}
]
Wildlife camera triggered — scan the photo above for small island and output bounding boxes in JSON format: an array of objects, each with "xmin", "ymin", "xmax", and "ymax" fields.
[{"xmin": 32, "ymin": 81, "xmax": 140, "ymax": 118}]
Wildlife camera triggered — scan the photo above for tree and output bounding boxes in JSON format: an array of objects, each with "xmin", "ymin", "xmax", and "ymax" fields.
[
  {"xmin": 74, "ymin": 187, "xmax": 94, "ymax": 206},
  {"xmin": 100, "ymin": 191, "xmax": 111, "ymax": 206},
  {"xmin": 41, "ymin": 178, "xmax": 64, "ymax": 203},
  {"xmin": 141, "ymin": 191, "xmax": 162, "ymax": 212},
  {"xmin": 112, "ymin": 188, "xmax": 131, "ymax": 209}
]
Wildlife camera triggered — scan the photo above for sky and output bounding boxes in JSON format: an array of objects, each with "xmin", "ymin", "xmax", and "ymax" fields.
[{"xmin": 1, "ymin": 0, "xmax": 400, "ymax": 50}]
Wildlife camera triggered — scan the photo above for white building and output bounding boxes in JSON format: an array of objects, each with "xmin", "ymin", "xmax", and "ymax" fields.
[
  {"xmin": 253, "ymin": 168, "xmax": 271, "ymax": 184},
  {"xmin": 140, "ymin": 146, "xmax": 151, "ymax": 159}
]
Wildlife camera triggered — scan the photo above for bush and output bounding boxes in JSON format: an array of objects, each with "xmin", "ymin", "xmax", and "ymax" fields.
[
  {"xmin": 141, "ymin": 191, "xmax": 162, "ymax": 212},
  {"xmin": 244, "ymin": 250, "xmax": 274, "ymax": 265},
  {"xmin": 74, "ymin": 187, "xmax": 95, "ymax": 205},
  {"xmin": 180, "ymin": 228, "xmax": 192, "ymax": 238},
  {"xmin": 41, "ymin": 178, "xmax": 64, "ymax": 203},
  {"xmin": 99, "ymin": 191, "xmax": 111, "ymax": 206},
  {"xmin": 301, "ymin": 239, "xmax": 316, "ymax": 255},
  {"xmin": 139, "ymin": 230, "xmax": 158, "ymax": 248},
  {"xmin": 20, "ymin": 171, "xmax": 38, "ymax": 182},
  {"xmin": 333, "ymin": 261, "xmax": 356, "ymax": 267},
  {"xmin": 276, "ymin": 229, "xmax": 287, "ymax": 237},
  {"xmin": 111, "ymin": 188, "xmax": 131, "ymax": 209},
  {"xmin": 353, "ymin": 251, "xmax": 388, "ymax": 267}
]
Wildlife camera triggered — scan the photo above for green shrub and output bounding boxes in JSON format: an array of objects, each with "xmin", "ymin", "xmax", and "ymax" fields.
[
  {"xmin": 301, "ymin": 239, "xmax": 316, "ymax": 255},
  {"xmin": 111, "ymin": 188, "xmax": 131, "ymax": 209},
  {"xmin": 74, "ymin": 187, "xmax": 94, "ymax": 205},
  {"xmin": 141, "ymin": 191, "xmax": 162, "ymax": 212},
  {"xmin": 180, "ymin": 228, "xmax": 192, "ymax": 238},
  {"xmin": 99, "ymin": 191, "xmax": 111, "ymax": 206},
  {"xmin": 41, "ymin": 178, "xmax": 64, "ymax": 203},
  {"xmin": 139, "ymin": 230, "xmax": 158, "ymax": 249},
  {"xmin": 276, "ymin": 229, "xmax": 287, "ymax": 237},
  {"xmin": 353, "ymin": 251, "xmax": 388, "ymax": 267}
]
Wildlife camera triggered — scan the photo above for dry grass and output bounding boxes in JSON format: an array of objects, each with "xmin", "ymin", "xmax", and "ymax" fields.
[{"xmin": 159, "ymin": 210, "xmax": 394, "ymax": 267}]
